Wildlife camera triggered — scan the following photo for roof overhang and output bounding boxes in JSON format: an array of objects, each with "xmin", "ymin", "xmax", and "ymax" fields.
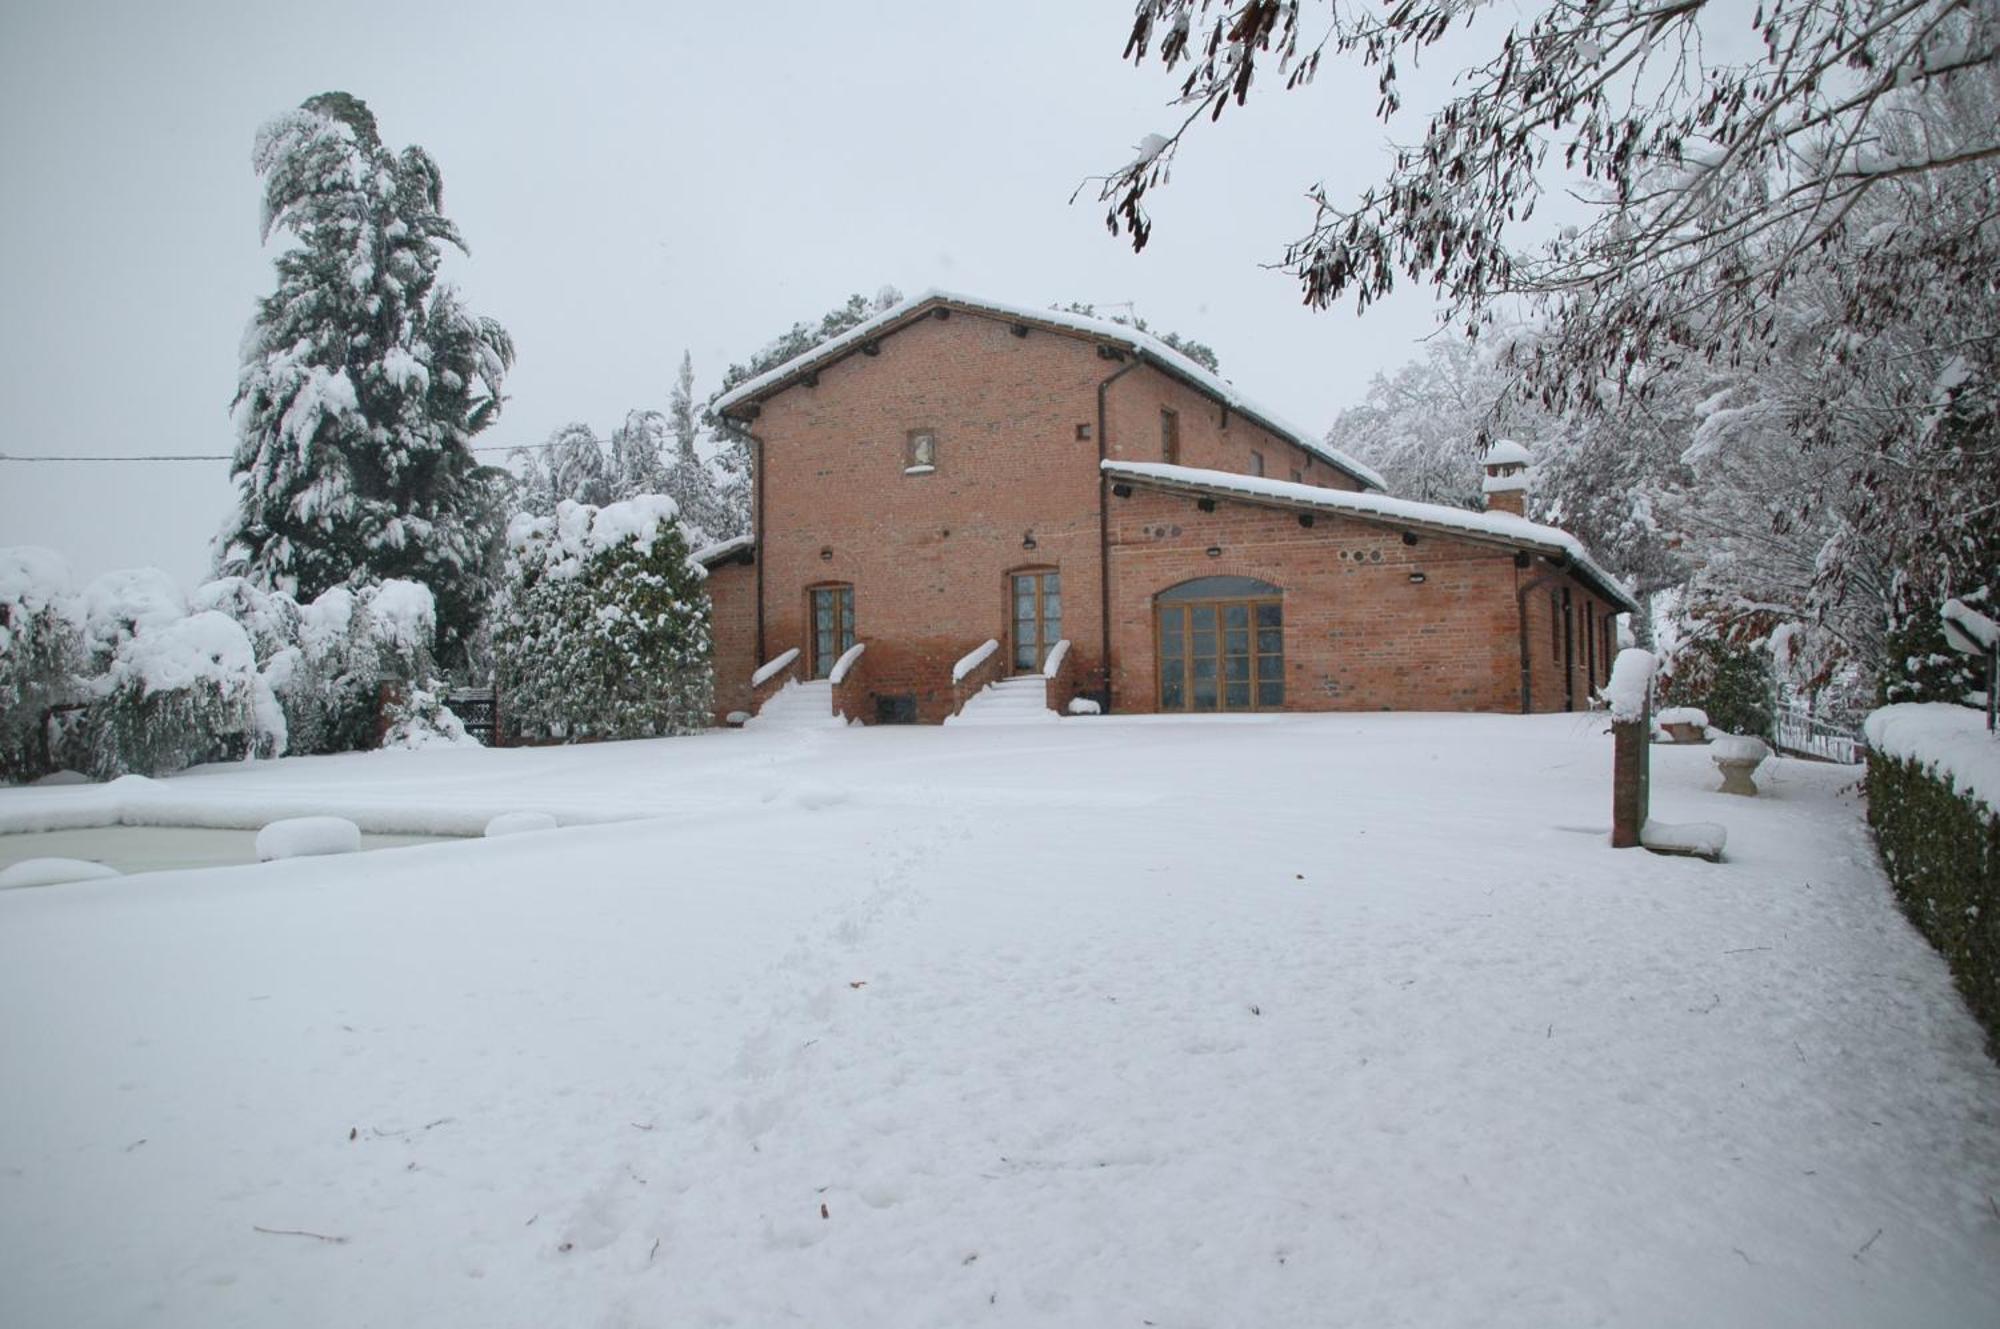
[{"xmin": 1103, "ymin": 461, "xmax": 1639, "ymax": 613}]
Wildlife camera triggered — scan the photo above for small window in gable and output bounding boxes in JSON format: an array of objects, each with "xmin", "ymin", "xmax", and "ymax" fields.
[
  {"xmin": 1251, "ymin": 450, "xmax": 1265, "ymax": 477},
  {"xmin": 1290, "ymin": 467, "xmax": 1303, "ymax": 484},
  {"xmin": 906, "ymin": 430, "xmax": 936, "ymax": 474},
  {"xmin": 1161, "ymin": 408, "xmax": 1180, "ymax": 464}
]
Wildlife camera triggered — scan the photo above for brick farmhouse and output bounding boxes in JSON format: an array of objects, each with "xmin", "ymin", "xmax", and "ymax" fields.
[{"xmin": 697, "ymin": 292, "xmax": 1635, "ymax": 725}]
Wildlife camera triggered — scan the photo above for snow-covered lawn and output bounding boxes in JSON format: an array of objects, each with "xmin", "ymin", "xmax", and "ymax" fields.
[{"xmin": 2, "ymin": 714, "xmax": 1997, "ymax": 1327}]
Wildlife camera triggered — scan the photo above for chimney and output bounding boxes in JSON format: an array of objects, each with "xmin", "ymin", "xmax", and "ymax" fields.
[{"xmin": 1481, "ymin": 439, "xmax": 1532, "ymax": 518}]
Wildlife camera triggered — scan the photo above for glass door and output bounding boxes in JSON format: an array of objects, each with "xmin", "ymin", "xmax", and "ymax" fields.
[
  {"xmin": 1011, "ymin": 570, "xmax": 1061, "ymax": 672},
  {"xmin": 811, "ymin": 584, "xmax": 854, "ymax": 679},
  {"xmin": 1157, "ymin": 589, "xmax": 1282, "ymax": 711}
]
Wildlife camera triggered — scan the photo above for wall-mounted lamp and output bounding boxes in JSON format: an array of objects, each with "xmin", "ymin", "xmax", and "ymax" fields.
[
  {"xmin": 820, "ymin": 547, "xmax": 834, "ymax": 562},
  {"xmin": 1401, "ymin": 531, "xmax": 1420, "ymax": 546},
  {"xmin": 1205, "ymin": 546, "xmax": 1223, "ymax": 559},
  {"xmin": 1022, "ymin": 531, "xmax": 1037, "ymax": 551},
  {"xmin": 1196, "ymin": 498, "xmax": 1217, "ymax": 513},
  {"xmin": 1111, "ymin": 483, "xmax": 1133, "ymax": 499},
  {"xmin": 1408, "ymin": 571, "xmax": 1427, "ymax": 584},
  {"xmin": 1298, "ymin": 513, "xmax": 1316, "ymax": 529}
]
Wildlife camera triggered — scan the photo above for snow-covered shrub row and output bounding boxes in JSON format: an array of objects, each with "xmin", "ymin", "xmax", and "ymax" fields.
[
  {"xmin": 1863, "ymin": 704, "xmax": 2000, "ymax": 1057},
  {"xmin": 0, "ymin": 546, "xmax": 454, "ymax": 782},
  {"xmin": 495, "ymin": 496, "xmax": 712, "ymax": 741}
]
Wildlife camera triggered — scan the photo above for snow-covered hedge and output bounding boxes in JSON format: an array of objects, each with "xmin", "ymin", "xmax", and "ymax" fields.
[
  {"xmin": 495, "ymin": 496, "xmax": 712, "ymax": 741},
  {"xmin": 1, "ymin": 545, "xmax": 457, "ymax": 783},
  {"xmin": 1863, "ymin": 703, "xmax": 1999, "ymax": 1055}
]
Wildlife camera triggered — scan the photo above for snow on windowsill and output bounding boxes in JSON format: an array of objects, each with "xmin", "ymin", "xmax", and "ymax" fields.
[
  {"xmin": 952, "ymin": 638, "xmax": 999, "ymax": 683},
  {"xmin": 903, "ymin": 465, "xmax": 936, "ymax": 477},
  {"xmin": 751, "ymin": 648, "xmax": 800, "ymax": 688}
]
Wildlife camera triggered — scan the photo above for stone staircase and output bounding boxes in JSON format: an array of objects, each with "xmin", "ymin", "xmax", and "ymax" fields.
[
  {"xmin": 947, "ymin": 675, "xmax": 1057, "ymax": 725},
  {"xmin": 746, "ymin": 679, "xmax": 842, "ymax": 731}
]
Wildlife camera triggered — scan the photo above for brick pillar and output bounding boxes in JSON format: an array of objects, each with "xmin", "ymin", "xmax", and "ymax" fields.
[{"xmin": 1611, "ymin": 700, "xmax": 1650, "ymax": 849}]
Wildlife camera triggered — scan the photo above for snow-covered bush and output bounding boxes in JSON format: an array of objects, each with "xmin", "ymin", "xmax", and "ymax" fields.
[
  {"xmin": 265, "ymin": 579, "xmax": 441, "ymax": 754},
  {"xmin": 83, "ymin": 608, "xmax": 264, "ymax": 780},
  {"xmin": 496, "ymin": 496, "xmax": 712, "ymax": 741},
  {"xmin": 0, "ymin": 547, "xmax": 85, "ymax": 783},
  {"xmin": 381, "ymin": 680, "xmax": 476, "ymax": 749}
]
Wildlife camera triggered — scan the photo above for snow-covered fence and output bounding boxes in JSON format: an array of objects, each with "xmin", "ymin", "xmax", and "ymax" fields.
[
  {"xmin": 1774, "ymin": 702, "xmax": 1863, "ymax": 765},
  {"xmin": 446, "ymin": 687, "xmax": 498, "ymax": 746}
]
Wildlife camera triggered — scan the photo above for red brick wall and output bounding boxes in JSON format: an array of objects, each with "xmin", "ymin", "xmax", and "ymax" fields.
[
  {"xmin": 1106, "ymin": 485, "xmax": 1613, "ymax": 714},
  {"xmin": 705, "ymin": 557, "xmax": 758, "ymax": 724},
  {"xmin": 752, "ymin": 310, "xmax": 1112, "ymax": 722},
  {"xmin": 1103, "ymin": 362, "xmax": 1366, "ymax": 491},
  {"xmin": 734, "ymin": 303, "xmax": 1614, "ymax": 722}
]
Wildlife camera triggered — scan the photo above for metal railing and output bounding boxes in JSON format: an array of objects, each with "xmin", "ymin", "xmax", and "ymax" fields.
[{"xmin": 1773, "ymin": 702, "xmax": 1863, "ymax": 764}]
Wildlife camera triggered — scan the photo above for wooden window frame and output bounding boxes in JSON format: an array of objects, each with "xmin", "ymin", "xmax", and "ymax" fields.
[
  {"xmin": 1250, "ymin": 450, "xmax": 1265, "ymax": 477},
  {"xmin": 807, "ymin": 581, "xmax": 856, "ymax": 679},
  {"xmin": 1154, "ymin": 592, "xmax": 1285, "ymax": 713},
  {"xmin": 1160, "ymin": 408, "xmax": 1180, "ymax": 465}
]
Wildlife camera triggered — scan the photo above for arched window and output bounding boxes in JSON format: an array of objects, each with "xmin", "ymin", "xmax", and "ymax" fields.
[{"xmin": 1155, "ymin": 577, "xmax": 1283, "ymax": 711}]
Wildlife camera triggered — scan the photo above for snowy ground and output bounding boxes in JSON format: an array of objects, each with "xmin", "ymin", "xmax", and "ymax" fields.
[{"xmin": 2, "ymin": 713, "xmax": 1996, "ymax": 1328}]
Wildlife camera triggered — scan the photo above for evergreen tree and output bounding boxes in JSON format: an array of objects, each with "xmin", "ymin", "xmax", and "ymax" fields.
[
  {"xmin": 218, "ymin": 91, "xmax": 515, "ymax": 668},
  {"xmin": 495, "ymin": 497, "xmax": 712, "ymax": 740},
  {"xmin": 661, "ymin": 352, "xmax": 729, "ymax": 545}
]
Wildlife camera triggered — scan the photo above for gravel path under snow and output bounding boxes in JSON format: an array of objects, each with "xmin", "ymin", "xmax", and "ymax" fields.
[{"xmin": 1, "ymin": 713, "xmax": 1996, "ymax": 1327}]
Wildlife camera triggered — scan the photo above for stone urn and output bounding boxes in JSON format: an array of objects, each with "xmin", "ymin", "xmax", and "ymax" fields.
[{"xmin": 1712, "ymin": 735, "xmax": 1772, "ymax": 796}]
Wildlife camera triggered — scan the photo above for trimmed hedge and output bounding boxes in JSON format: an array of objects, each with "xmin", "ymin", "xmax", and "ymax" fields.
[{"xmin": 1866, "ymin": 751, "xmax": 2000, "ymax": 1057}]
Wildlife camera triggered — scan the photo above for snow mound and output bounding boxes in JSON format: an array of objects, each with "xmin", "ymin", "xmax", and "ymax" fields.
[
  {"xmin": 793, "ymin": 783, "xmax": 850, "ymax": 811},
  {"xmin": 1066, "ymin": 696, "xmax": 1102, "ymax": 716},
  {"xmin": 1656, "ymin": 706, "xmax": 1709, "ymax": 726},
  {"xmin": 485, "ymin": 812, "xmax": 559, "ymax": 838},
  {"xmin": 0, "ymin": 857, "xmax": 122, "ymax": 889},
  {"xmin": 1601, "ymin": 649, "xmax": 1658, "ymax": 722},
  {"xmin": 255, "ymin": 816, "xmax": 361, "ymax": 862},
  {"xmin": 1712, "ymin": 735, "xmax": 1772, "ymax": 764},
  {"xmin": 1640, "ymin": 819, "xmax": 1727, "ymax": 861}
]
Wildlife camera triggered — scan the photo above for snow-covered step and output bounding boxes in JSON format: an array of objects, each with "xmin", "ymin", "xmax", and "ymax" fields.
[
  {"xmin": 745, "ymin": 679, "xmax": 842, "ymax": 730},
  {"xmin": 947, "ymin": 676, "xmax": 1058, "ymax": 725}
]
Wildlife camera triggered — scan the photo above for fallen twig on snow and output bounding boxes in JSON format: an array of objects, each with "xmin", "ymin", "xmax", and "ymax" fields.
[
  {"xmin": 1853, "ymin": 1228, "xmax": 1883, "ymax": 1260},
  {"xmin": 253, "ymin": 1225, "xmax": 347, "ymax": 1244}
]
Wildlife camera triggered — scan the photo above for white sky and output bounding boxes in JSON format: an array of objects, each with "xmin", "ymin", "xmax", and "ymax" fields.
[{"xmin": 0, "ymin": 0, "xmax": 1453, "ymax": 588}]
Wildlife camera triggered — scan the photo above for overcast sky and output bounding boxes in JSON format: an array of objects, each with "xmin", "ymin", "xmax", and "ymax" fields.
[{"xmin": 0, "ymin": 0, "xmax": 1452, "ymax": 588}]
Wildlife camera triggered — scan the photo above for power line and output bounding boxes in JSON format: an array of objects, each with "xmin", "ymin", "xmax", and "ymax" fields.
[{"xmin": 0, "ymin": 440, "xmax": 558, "ymax": 463}]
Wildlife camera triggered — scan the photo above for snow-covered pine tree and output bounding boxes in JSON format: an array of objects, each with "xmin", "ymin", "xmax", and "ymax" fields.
[
  {"xmin": 661, "ymin": 353, "xmax": 729, "ymax": 546},
  {"xmin": 218, "ymin": 92, "xmax": 514, "ymax": 670},
  {"xmin": 496, "ymin": 497, "xmax": 712, "ymax": 741}
]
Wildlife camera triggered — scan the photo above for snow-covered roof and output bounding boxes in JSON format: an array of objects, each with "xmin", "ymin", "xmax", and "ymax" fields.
[
  {"xmin": 1102, "ymin": 460, "xmax": 1638, "ymax": 612},
  {"xmin": 691, "ymin": 533, "xmax": 756, "ymax": 567},
  {"xmin": 713, "ymin": 290, "xmax": 1387, "ymax": 492},
  {"xmin": 1485, "ymin": 439, "xmax": 1533, "ymax": 467}
]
